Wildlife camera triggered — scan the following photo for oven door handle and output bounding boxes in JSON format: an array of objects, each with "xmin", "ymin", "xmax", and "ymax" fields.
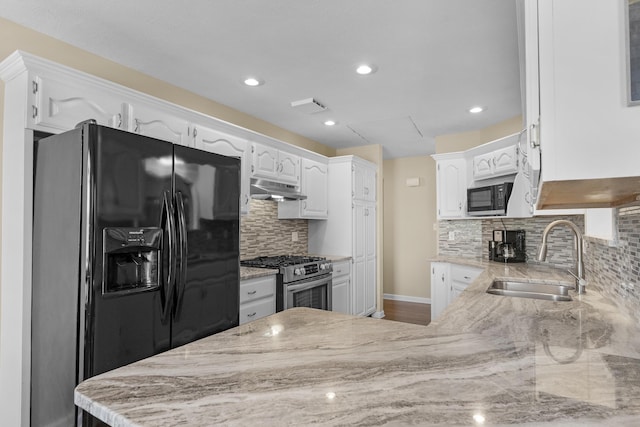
[{"xmin": 287, "ymin": 277, "xmax": 332, "ymax": 292}]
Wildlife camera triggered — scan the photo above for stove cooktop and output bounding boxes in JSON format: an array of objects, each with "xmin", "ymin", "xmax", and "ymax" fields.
[{"xmin": 241, "ymin": 255, "xmax": 327, "ymax": 269}]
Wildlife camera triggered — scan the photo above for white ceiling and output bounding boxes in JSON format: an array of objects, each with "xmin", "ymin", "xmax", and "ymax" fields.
[{"xmin": 0, "ymin": 0, "xmax": 523, "ymax": 159}]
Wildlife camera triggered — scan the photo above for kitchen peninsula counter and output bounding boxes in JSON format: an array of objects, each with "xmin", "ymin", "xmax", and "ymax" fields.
[{"xmin": 75, "ymin": 262, "xmax": 640, "ymax": 426}]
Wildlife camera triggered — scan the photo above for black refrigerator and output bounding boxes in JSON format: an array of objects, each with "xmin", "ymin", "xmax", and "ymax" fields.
[{"xmin": 31, "ymin": 122, "xmax": 240, "ymax": 426}]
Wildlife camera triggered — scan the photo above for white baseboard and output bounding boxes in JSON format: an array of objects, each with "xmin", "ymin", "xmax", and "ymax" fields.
[{"xmin": 383, "ymin": 293, "xmax": 431, "ymax": 304}]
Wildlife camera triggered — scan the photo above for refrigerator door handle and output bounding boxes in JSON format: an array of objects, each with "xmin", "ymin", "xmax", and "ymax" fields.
[
  {"xmin": 161, "ymin": 190, "xmax": 177, "ymax": 322},
  {"xmin": 174, "ymin": 191, "xmax": 189, "ymax": 319}
]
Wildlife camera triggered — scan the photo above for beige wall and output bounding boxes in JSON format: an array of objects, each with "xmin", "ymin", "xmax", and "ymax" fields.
[
  {"xmin": 383, "ymin": 156, "xmax": 436, "ymax": 300},
  {"xmin": 382, "ymin": 115, "xmax": 523, "ymax": 302},
  {"xmin": 336, "ymin": 145, "xmax": 385, "ymax": 314},
  {"xmin": 435, "ymin": 115, "xmax": 523, "ymax": 154}
]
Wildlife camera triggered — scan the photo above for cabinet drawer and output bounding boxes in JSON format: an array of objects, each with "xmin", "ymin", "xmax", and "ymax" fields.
[
  {"xmin": 450, "ymin": 264, "xmax": 483, "ymax": 285},
  {"xmin": 332, "ymin": 260, "xmax": 351, "ymax": 279},
  {"xmin": 240, "ymin": 276, "xmax": 276, "ymax": 304},
  {"xmin": 239, "ymin": 297, "xmax": 275, "ymax": 325}
]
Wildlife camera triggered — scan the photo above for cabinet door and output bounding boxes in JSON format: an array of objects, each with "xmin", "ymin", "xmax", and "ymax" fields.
[
  {"xmin": 472, "ymin": 152, "xmax": 494, "ymax": 180},
  {"xmin": 436, "ymin": 158, "xmax": 466, "ymax": 218},
  {"xmin": 278, "ymin": 151, "xmax": 301, "ymax": 185},
  {"xmin": 430, "ymin": 262, "xmax": 450, "ymax": 321},
  {"xmin": 352, "ymin": 202, "xmax": 367, "ymax": 316},
  {"xmin": 251, "ymin": 142, "xmax": 279, "ymax": 180},
  {"xmin": 352, "ymin": 163, "xmax": 376, "ymax": 201},
  {"xmin": 492, "ymin": 145, "xmax": 519, "ymax": 177},
  {"xmin": 301, "ymin": 158, "xmax": 328, "ymax": 218},
  {"xmin": 522, "ymin": 0, "xmax": 541, "ymax": 213},
  {"xmin": 33, "ymin": 75, "xmax": 125, "ymax": 132},
  {"xmin": 364, "ymin": 167, "xmax": 376, "ymax": 202},
  {"xmin": 364, "ymin": 205, "xmax": 376, "ymax": 315},
  {"xmin": 127, "ymin": 102, "xmax": 190, "ymax": 146},
  {"xmin": 332, "ymin": 277, "xmax": 350, "ymax": 314},
  {"xmin": 194, "ymin": 126, "xmax": 250, "ymax": 214}
]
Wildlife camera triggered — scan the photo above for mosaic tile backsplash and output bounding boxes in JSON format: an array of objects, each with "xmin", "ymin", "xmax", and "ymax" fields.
[
  {"xmin": 585, "ymin": 207, "xmax": 640, "ymax": 325},
  {"xmin": 240, "ymin": 199, "xmax": 308, "ymax": 259},
  {"xmin": 439, "ymin": 208, "xmax": 640, "ymax": 326},
  {"xmin": 439, "ymin": 215, "xmax": 584, "ymax": 270}
]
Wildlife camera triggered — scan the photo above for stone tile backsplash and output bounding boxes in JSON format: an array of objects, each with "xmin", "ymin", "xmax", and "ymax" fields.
[
  {"xmin": 438, "ymin": 215, "xmax": 584, "ymax": 269},
  {"xmin": 240, "ymin": 199, "xmax": 308, "ymax": 259},
  {"xmin": 585, "ymin": 207, "xmax": 640, "ymax": 325},
  {"xmin": 439, "ymin": 208, "xmax": 640, "ymax": 326}
]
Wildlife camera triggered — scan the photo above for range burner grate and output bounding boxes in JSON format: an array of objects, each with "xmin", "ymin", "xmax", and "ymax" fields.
[{"xmin": 241, "ymin": 255, "xmax": 326, "ymax": 268}]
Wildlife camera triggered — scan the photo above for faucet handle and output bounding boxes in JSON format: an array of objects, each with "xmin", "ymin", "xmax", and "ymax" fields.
[{"xmin": 566, "ymin": 269, "xmax": 586, "ymax": 294}]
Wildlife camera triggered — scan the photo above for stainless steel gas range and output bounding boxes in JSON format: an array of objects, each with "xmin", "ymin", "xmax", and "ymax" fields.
[{"xmin": 241, "ymin": 255, "xmax": 332, "ymax": 312}]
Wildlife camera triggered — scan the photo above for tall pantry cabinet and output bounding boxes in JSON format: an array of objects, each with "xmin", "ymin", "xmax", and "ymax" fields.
[{"xmin": 308, "ymin": 155, "xmax": 377, "ymax": 317}]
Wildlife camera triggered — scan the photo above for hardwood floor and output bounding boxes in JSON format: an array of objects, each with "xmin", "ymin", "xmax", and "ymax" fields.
[{"xmin": 383, "ymin": 299, "xmax": 431, "ymax": 326}]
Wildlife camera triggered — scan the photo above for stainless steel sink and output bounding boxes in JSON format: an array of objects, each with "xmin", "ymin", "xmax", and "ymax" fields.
[{"xmin": 486, "ymin": 279, "xmax": 574, "ymax": 302}]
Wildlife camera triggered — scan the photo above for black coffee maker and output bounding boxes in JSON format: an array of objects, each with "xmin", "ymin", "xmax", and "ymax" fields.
[{"xmin": 489, "ymin": 229, "xmax": 526, "ymax": 263}]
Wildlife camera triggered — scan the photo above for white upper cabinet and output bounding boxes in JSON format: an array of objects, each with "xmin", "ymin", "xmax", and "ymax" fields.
[
  {"xmin": 472, "ymin": 145, "xmax": 518, "ymax": 181},
  {"xmin": 31, "ymin": 74, "xmax": 126, "ymax": 132},
  {"xmin": 251, "ymin": 142, "xmax": 301, "ymax": 186},
  {"xmin": 353, "ymin": 162, "xmax": 376, "ymax": 202},
  {"xmin": 193, "ymin": 125, "xmax": 251, "ymax": 214},
  {"xmin": 527, "ymin": 0, "xmax": 640, "ymax": 208},
  {"xmin": 278, "ymin": 157, "xmax": 328, "ymax": 219},
  {"xmin": 432, "ymin": 154, "xmax": 466, "ymax": 219},
  {"xmin": 125, "ymin": 101, "xmax": 191, "ymax": 147}
]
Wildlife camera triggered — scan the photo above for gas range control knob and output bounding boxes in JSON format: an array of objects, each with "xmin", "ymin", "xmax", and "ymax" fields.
[
  {"xmin": 294, "ymin": 268, "xmax": 304, "ymax": 276},
  {"xmin": 320, "ymin": 263, "xmax": 328, "ymax": 271}
]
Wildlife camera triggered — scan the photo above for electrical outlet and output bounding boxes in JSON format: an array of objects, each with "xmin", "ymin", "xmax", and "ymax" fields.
[
  {"xmin": 292, "ymin": 231, "xmax": 299, "ymax": 242},
  {"xmin": 448, "ymin": 231, "xmax": 455, "ymax": 241}
]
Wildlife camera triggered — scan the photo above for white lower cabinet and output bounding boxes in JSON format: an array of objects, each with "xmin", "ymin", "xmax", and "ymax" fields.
[
  {"xmin": 239, "ymin": 275, "xmax": 276, "ymax": 325},
  {"xmin": 331, "ymin": 260, "xmax": 351, "ymax": 314},
  {"xmin": 431, "ymin": 262, "xmax": 483, "ymax": 321}
]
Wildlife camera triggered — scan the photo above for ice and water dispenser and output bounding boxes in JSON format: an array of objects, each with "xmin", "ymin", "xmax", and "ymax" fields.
[{"xmin": 103, "ymin": 227, "xmax": 162, "ymax": 295}]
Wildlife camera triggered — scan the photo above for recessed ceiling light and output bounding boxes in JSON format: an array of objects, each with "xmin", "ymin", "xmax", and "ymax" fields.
[
  {"xmin": 324, "ymin": 120, "xmax": 337, "ymax": 126},
  {"xmin": 243, "ymin": 77, "xmax": 263, "ymax": 87},
  {"xmin": 356, "ymin": 64, "xmax": 376, "ymax": 75},
  {"xmin": 469, "ymin": 106, "xmax": 485, "ymax": 114}
]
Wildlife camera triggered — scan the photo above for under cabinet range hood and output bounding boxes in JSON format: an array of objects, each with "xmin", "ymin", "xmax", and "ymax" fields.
[{"xmin": 250, "ymin": 178, "xmax": 307, "ymax": 202}]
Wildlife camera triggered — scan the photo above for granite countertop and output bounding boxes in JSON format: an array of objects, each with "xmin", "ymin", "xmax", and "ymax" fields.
[
  {"xmin": 75, "ymin": 261, "xmax": 640, "ymax": 426},
  {"xmin": 240, "ymin": 266, "xmax": 278, "ymax": 280}
]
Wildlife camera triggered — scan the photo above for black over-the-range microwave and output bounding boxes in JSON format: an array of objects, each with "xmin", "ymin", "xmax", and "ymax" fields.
[{"xmin": 467, "ymin": 182, "xmax": 513, "ymax": 216}]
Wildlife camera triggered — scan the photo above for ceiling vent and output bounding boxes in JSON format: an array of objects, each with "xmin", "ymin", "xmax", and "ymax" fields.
[{"xmin": 290, "ymin": 98, "xmax": 327, "ymax": 114}]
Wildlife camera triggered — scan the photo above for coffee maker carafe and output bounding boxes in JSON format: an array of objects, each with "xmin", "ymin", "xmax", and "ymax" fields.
[{"xmin": 489, "ymin": 229, "xmax": 526, "ymax": 263}]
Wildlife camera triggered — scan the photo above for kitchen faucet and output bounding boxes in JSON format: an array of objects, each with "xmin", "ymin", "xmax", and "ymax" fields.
[{"xmin": 536, "ymin": 220, "xmax": 586, "ymax": 294}]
